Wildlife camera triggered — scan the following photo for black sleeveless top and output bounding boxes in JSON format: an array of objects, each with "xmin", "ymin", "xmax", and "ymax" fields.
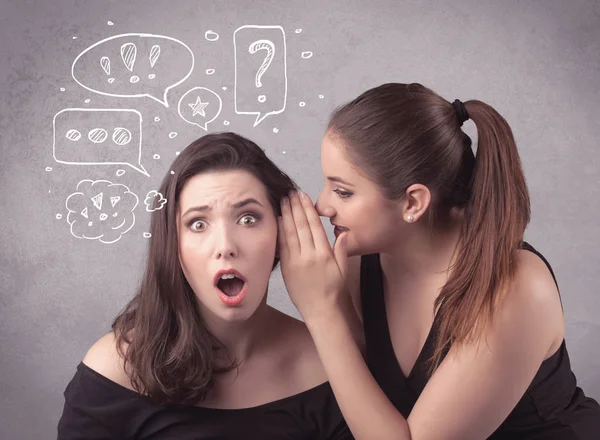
[
  {"xmin": 57, "ymin": 362, "xmax": 353, "ymax": 439},
  {"xmin": 360, "ymin": 242, "xmax": 600, "ymax": 439}
]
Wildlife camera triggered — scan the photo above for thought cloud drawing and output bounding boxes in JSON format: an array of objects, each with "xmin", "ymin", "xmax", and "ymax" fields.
[
  {"xmin": 53, "ymin": 108, "xmax": 148, "ymax": 176},
  {"xmin": 72, "ymin": 33, "xmax": 195, "ymax": 107},
  {"xmin": 234, "ymin": 25, "xmax": 287, "ymax": 127},
  {"xmin": 65, "ymin": 179, "xmax": 139, "ymax": 244},
  {"xmin": 144, "ymin": 190, "xmax": 167, "ymax": 212}
]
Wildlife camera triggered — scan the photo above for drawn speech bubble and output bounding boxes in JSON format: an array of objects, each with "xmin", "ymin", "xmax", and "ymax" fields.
[
  {"xmin": 234, "ymin": 26, "xmax": 287, "ymax": 127},
  {"xmin": 53, "ymin": 108, "xmax": 148, "ymax": 176},
  {"xmin": 72, "ymin": 33, "xmax": 194, "ymax": 107},
  {"xmin": 178, "ymin": 87, "xmax": 223, "ymax": 131}
]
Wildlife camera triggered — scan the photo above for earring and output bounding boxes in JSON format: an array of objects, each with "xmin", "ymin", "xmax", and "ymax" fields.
[{"xmin": 406, "ymin": 215, "xmax": 414, "ymax": 222}]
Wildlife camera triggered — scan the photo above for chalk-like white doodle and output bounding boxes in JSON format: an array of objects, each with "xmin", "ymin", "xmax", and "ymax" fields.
[
  {"xmin": 301, "ymin": 51, "xmax": 313, "ymax": 59},
  {"xmin": 273, "ymin": 128, "xmax": 279, "ymax": 133},
  {"xmin": 178, "ymin": 87, "xmax": 222, "ymax": 131},
  {"xmin": 299, "ymin": 102, "xmax": 306, "ymax": 107},
  {"xmin": 88, "ymin": 128, "xmax": 108, "ymax": 143},
  {"xmin": 153, "ymin": 154, "xmax": 160, "ymax": 159},
  {"xmin": 154, "ymin": 116, "xmax": 160, "ymax": 122},
  {"xmin": 205, "ymin": 30, "xmax": 219, "ymax": 41},
  {"xmin": 101, "ymin": 57, "xmax": 111, "ymax": 75},
  {"xmin": 65, "ymin": 179, "xmax": 138, "ymax": 244},
  {"xmin": 224, "ymin": 120, "xmax": 230, "ymax": 126},
  {"xmin": 189, "ymin": 96, "xmax": 209, "ymax": 117},
  {"xmin": 206, "ymin": 69, "xmax": 215, "ymax": 75},
  {"xmin": 169, "ymin": 132, "xmax": 177, "ymax": 138},
  {"xmin": 72, "ymin": 33, "xmax": 195, "ymax": 107},
  {"xmin": 84, "ymin": 99, "xmax": 91, "ymax": 103},
  {"xmin": 143, "ymin": 232, "xmax": 152, "ymax": 238},
  {"xmin": 116, "ymin": 169, "xmax": 126, "ymax": 176},
  {"xmin": 46, "ymin": 167, "xmax": 53, "ymax": 172},
  {"xmin": 234, "ymin": 25, "xmax": 287, "ymax": 127},
  {"xmin": 56, "ymin": 214, "xmax": 63, "ymax": 219},
  {"xmin": 144, "ymin": 190, "xmax": 167, "ymax": 212},
  {"xmin": 222, "ymin": 86, "xmax": 227, "ymax": 90},
  {"xmin": 319, "ymin": 94, "xmax": 324, "ymax": 99},
  {"xmin": 149, "ymin": 45, "xmax": 161, "ymax": 67},
  {"xmin": 112, "ymin": 127, "xmax": 132, "ymax": 145},
  {"xmin": 107, "ymin": 21, "xmax": 114, "ymax": 26},
  {"xmin": 120, "ymin": 43, "xmax": 137, "ymax": 71},
  {"xmin": 60, "ymin": 87, "xmax": 66, "ymax": 92},
  {"xmin": 53, "ymin": 108, "xmax": 148, "ymax": 176},
  {"xmin": 249, "ymin": 40, "xmax": 274, "ymax": 89},
  {"xmin": 295, "ymin": 29, "xmax": 302, "ymax": 33},
  {"xmin": 66, "ymin": 129, "xmax": 82, "ymax": 141}
]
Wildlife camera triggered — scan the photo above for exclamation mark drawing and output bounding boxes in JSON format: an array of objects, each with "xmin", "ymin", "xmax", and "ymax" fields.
[
  {"xmin": 121, "ymin": 43, "xmax": 139, "ymax": 83},
  {"xmin": 100, "ymin": 56, "xmax": 114, "ymax": 84},
  {"xmin": 148, "ymin": 45, "xmax": 160, "ymax": 80}
]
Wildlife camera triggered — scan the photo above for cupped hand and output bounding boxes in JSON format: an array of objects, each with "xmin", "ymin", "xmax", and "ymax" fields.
[{"xmin": 277, "ymin": 191, "xmax": 349, "ymax": 322}]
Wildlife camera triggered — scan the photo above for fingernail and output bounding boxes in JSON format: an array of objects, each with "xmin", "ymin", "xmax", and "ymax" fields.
[
  {"xmin": 281, "ymin": 197, "xmax": 288, "ymax": 205},
  {"xmin": 298, "ymin": 191, "xmax": 306, "ymax": 200}
]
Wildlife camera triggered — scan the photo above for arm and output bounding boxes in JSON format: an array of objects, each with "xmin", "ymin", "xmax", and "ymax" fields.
[{"xmin": 279, "ymin": 191, "xmax": 563, "ymax": 440}]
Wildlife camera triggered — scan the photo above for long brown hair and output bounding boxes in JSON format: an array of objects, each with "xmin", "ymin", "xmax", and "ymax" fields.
[
  {"xmin": 328, "ymin": 83, "xmax": 530, "ymax": 374},
  {"xmin": 112, "ymin": 132, "xmax": 297, "ymax": 405}
]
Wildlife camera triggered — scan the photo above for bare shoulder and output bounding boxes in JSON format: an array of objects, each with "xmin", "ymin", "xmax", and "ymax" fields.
[
  {"xmin": 82, "ymin": 331, "xmax": 134, "ymax": 390},
  {"xmin": 494, "ymin": 248, "xmax": 564, "ymax": 355},
  {"xmin": 268, "ymin": 308, "xmax": 328, "ymax": 388}
]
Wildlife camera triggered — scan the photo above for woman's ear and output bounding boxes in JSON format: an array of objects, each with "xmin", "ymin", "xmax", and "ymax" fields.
[{"xmin": 402, "ymin": 183, "xmax": 431, "ymax": 223}]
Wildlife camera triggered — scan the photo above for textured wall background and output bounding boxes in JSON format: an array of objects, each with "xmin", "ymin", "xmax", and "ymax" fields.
[{"xmin": 1, "ymin": 0, "xmax": 598, "ymax": 438}]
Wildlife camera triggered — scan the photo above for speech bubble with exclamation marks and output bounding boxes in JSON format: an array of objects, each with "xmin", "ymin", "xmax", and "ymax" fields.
[
  {"xmin": 72, "ymin": 33, "xmax": 194, "ymax": 107},
  {"xmin": 234, "ymin": 26, "xmax": 287, "ymax": 127}
]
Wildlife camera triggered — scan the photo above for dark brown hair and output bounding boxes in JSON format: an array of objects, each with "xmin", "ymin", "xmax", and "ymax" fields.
[
  {"xmin": 328, "ymin": 83, "xmax": 530, "ymax": 374},
  {"xmin": 112, "ymin": 132, "xmax": 297, "ymax": 405}
]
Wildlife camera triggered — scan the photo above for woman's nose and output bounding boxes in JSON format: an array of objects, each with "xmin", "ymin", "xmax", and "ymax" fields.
[
  {"xmin": 315, "ymin": 190, "xmax": 335, "ymax": 218},
  {"xmin": 214, "ymin": 229, "xmax": 238, "ymax": 259}
]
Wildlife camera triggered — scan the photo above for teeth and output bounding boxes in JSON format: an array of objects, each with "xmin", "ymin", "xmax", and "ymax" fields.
[{"xmin": 220, "ymin": 274, "xmax": 236, "ymax": 280}]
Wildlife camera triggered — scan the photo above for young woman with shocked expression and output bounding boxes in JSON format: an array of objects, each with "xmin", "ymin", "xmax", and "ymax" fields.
[
  {"xmin": 57, "ymin": 133, "xmax": 352, "ymax": 439},
  {"xmin": 278, "ymin": 83, "xmax": 600, "ymax": 439}
]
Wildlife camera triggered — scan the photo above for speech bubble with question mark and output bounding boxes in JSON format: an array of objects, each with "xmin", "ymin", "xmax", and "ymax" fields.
[
  {"xmin": 72, "ymin": 33, "xmax": 195, "ymax": 108},
  {"xmin": 234, "ymin": 26, "xmax": 287, "ymax": 127}
]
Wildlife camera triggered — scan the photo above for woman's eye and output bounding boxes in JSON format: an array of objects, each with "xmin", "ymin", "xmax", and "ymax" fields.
[
  {"xmin": 333, "ymin": 189, "xmax": 353, "ymax": 199},
  {"xmin": 190, "ymin": 220, "xmax": 207, "ymax": 231},
  {"xmin": 239, "ymin": 214, "xmax": 258, "ymax": 226}
]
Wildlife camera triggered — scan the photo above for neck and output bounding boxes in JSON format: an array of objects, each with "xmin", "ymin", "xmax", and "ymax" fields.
[
  {"xmin": 200, "ymin": 295, "xmax": 273, "ymax": 366},
  {"xmin": 381, "ymin": 212, "xmax": 463, "ymax": 279}
]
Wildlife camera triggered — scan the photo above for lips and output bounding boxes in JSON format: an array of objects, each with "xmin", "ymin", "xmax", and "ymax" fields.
[
  {"xmin": 213, "ymin": 268, "xmax": 247, "ymax": 306},
  {"xmin": 332, "ymin": 223, "xmax": 348, "ymax": 238}
]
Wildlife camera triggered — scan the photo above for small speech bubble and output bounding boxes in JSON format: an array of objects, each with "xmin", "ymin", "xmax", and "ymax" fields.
[
  {"xmin": 65, "ymin": 179, "xmax": 139, "ymax": 244},
  {"xmin": 72, "ymin": 33, "xmax": 194, "ymax": 107},
  {"xmin": 178, "ymin": 87, "xmax": 223, "ymax": 131},
  {"xmin": 53, "ymin": 108, "xmax": 148, "ymax": 176},
  {"xmin": 234, "ymin": 25, "xmax": 287, "ymax": 127}
]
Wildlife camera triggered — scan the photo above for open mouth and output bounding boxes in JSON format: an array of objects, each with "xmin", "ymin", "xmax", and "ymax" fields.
[
  {"xmin": 333, "ymin": 225, "xmax": 348, "ymax": 237},
  {"xmin": 216, "ymin": 274, "xmax": 245, "ymax": 297}
]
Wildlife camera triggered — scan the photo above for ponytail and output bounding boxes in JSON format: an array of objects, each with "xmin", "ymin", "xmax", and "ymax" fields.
[{"xmin": 428, "ymin": 100, "xmax": 531, "ymax": 373}]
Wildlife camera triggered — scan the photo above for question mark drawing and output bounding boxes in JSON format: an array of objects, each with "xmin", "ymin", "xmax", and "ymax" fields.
[{"xmin": 249, "ymin": 40, "xmax": 275, "ymax": 103}]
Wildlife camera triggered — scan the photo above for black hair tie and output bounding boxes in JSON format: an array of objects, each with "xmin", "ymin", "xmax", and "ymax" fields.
[{"xmin": 452, "ymin": 99, "xmax": 469, "ymax": 127}]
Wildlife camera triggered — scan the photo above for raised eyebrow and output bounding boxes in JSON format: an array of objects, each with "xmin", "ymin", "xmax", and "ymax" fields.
[
  {"xmin": 181, "ymin": 198, "xmax": 264, "ymax": 217},
  {"xmin": 231, "ymin": 198, "xmax": 265, "ymax": 209},
  {"xmin": 327, "ymin": 176, "xmax": 355, "ymax": 187}
]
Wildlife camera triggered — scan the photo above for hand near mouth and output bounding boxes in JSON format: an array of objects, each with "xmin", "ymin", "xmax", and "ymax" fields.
[{"xmin": 277, "ymin": 190, "xmax": 349, "ymax": 323}]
